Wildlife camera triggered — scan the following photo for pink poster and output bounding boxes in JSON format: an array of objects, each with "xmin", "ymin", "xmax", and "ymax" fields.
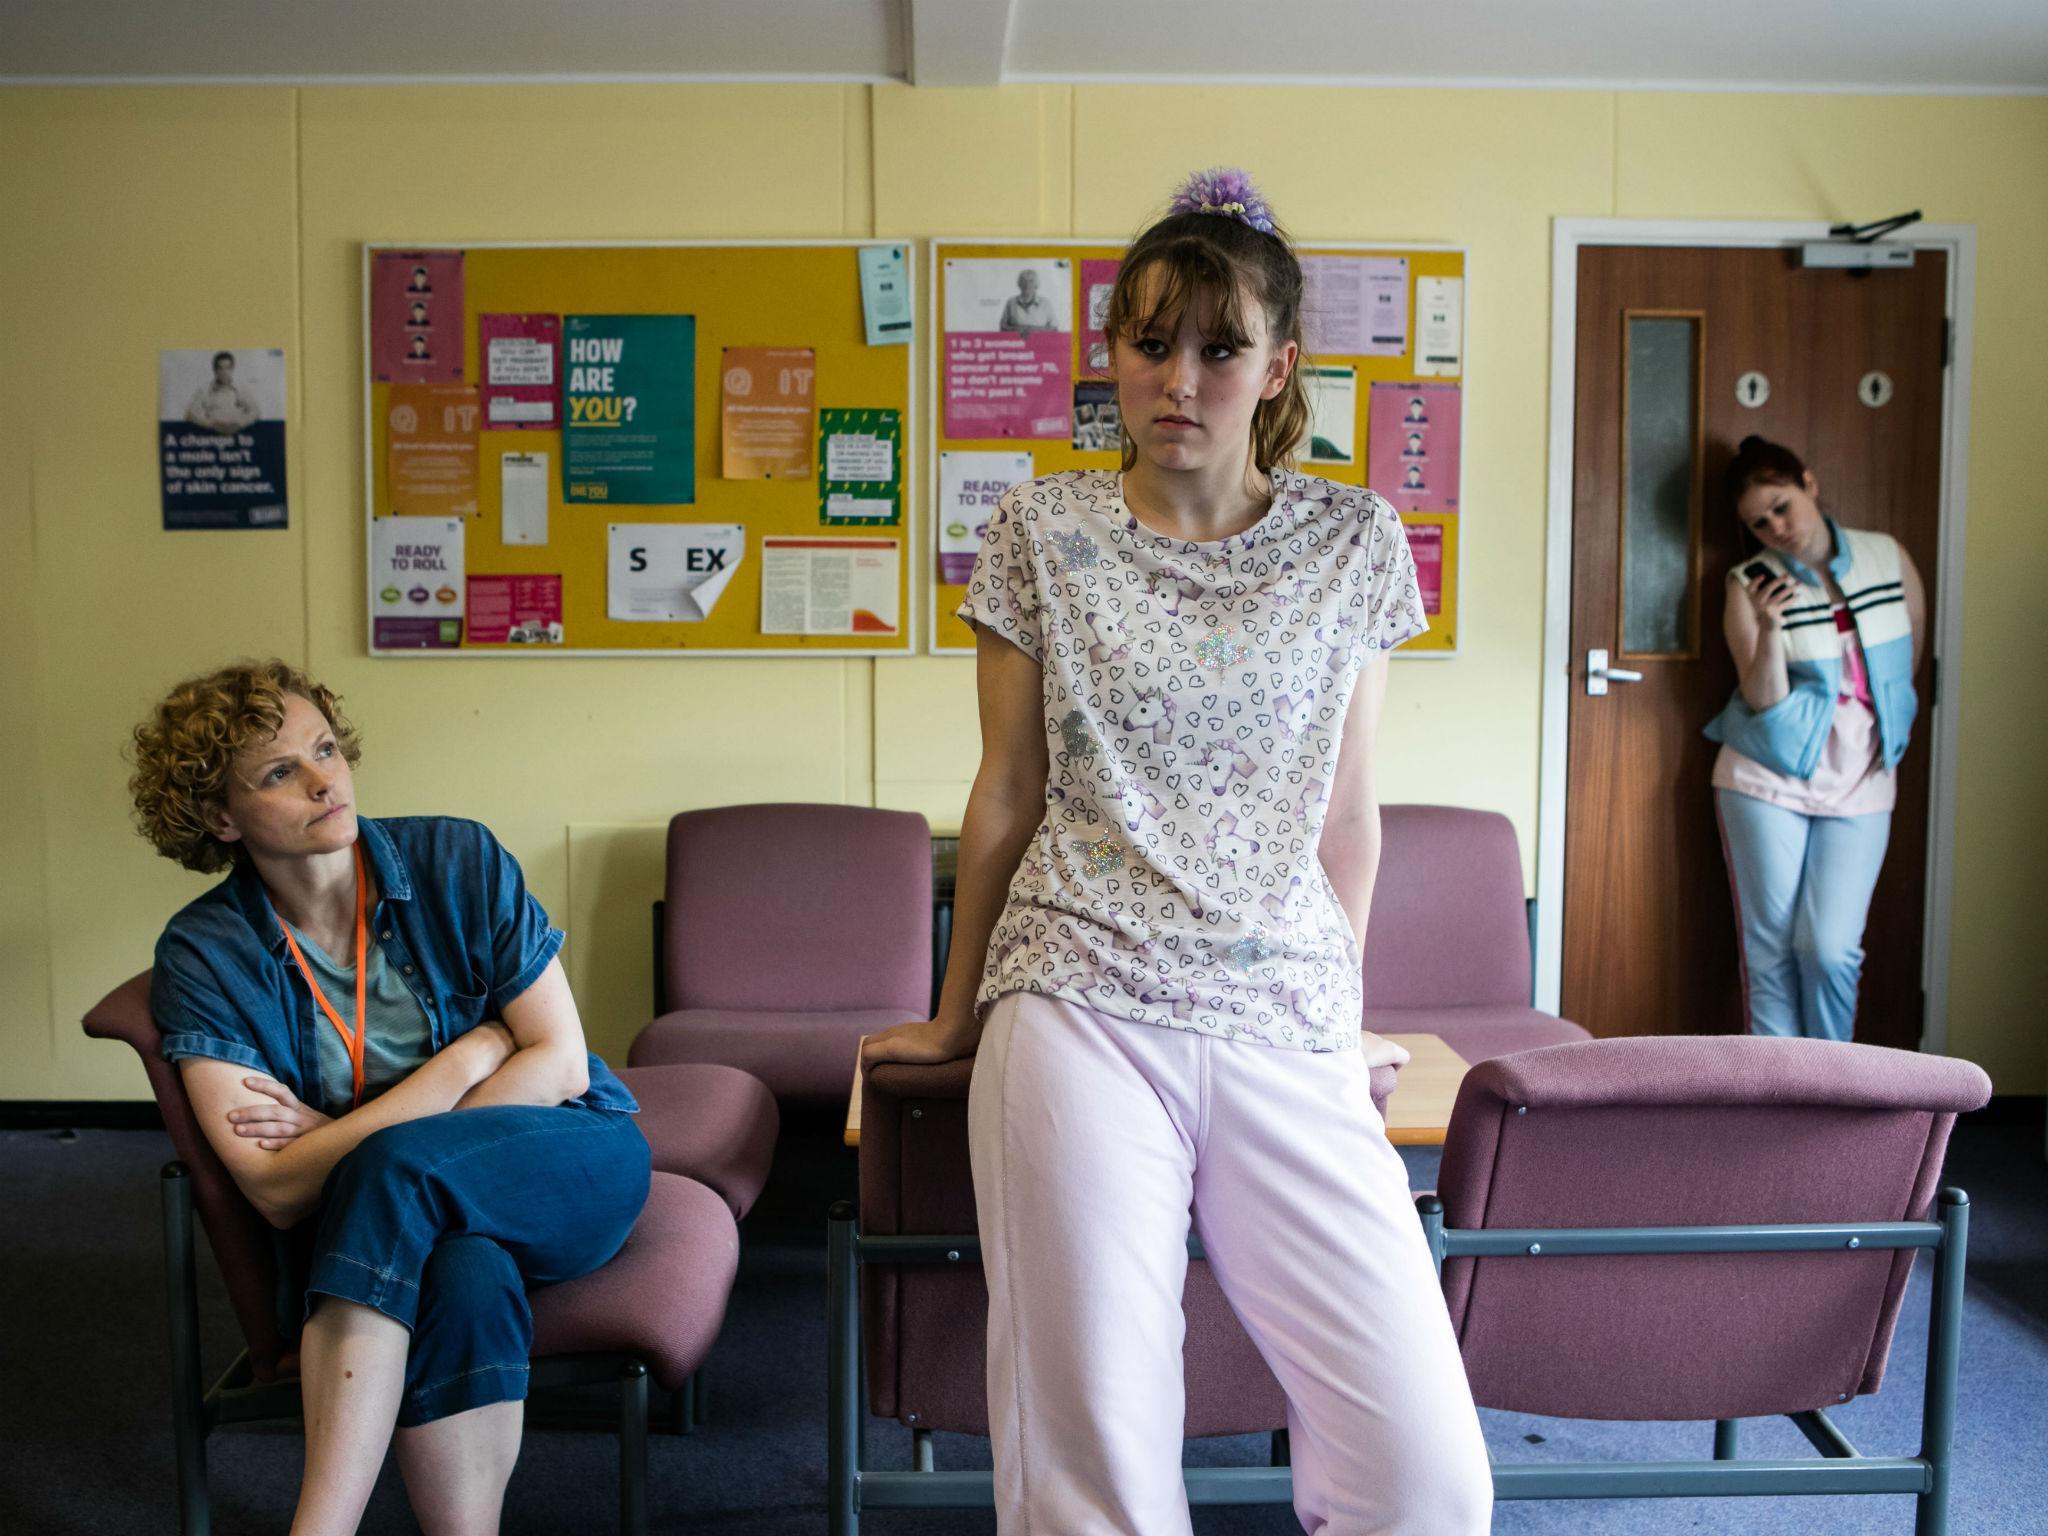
[
  {"xmin": 1079, "ymin": 258, "xmax": 1120, "ymax": 377},
  {"xmin": 1405, "ymin": 520, "xmax": 1444, "ymax": 615},
  {"xmin": 943, "ymin": 256, "xmax": 1073, "ymax": 440},
  {"xmin": 465, "ymin": 574, "xmax": 563, "ymax": 645},
  {"xmin": 372, "ymin": 251, "xmax": 465, "ymax": 383},
  {"xmin": 1368, "ymin": 381, "xmax": 1460, "ymax": 514},
  {"xmin": 478, "ymin": 314, "xmax": 559, "ymax": 429},
  {"xmin": 944, "ymin": 334, "xmax": 1071, "ymax": 439}
]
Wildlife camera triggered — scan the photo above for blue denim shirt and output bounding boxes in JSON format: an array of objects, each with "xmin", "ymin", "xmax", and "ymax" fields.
[{"xmin": 154, "ymin": 815, "xmax": 636, "ymax": 1116}]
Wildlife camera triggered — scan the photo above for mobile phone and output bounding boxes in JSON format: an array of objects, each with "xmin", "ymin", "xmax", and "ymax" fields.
[{"xmin": 1741, "ymin": 561, "xmax": 1773, "ymax": 583}]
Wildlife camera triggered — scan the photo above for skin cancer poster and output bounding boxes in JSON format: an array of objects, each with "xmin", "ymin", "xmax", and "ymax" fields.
[
  {"xmin": 158, "ymin": 348, "xmax": 288, "ymax": 529},
  {"xmin": 943, "ymin": 258, "xmax": 1072, "ymax": 440}
]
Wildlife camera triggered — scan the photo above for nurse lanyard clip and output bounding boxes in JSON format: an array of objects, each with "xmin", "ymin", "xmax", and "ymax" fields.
[{"xmin": 274, "ymin": 841, "xmax": 369, "ymax": 1110}]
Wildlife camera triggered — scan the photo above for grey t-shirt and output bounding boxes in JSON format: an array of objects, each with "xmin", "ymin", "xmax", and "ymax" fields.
[
  {"xmin": 957, "ymin": 468, "xmax": 1427, "ymax": 1053},
  {"xmin": 290, "ymin": 928, "xmax": 436, "ymax": 1112}
]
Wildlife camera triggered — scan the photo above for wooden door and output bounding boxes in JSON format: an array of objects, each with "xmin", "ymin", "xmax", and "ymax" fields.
[{"xmin": 1563, "ymin": 245, "xmax": 1947, "ymax": 1047}]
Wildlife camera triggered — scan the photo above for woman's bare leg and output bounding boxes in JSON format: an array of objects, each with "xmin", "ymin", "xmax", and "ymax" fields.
[
  {"xmin": 291, "ymin": 1296, "xmax": 408, "ymax": 1536},
  {"xmin": 396, "ymin": 1401, "xmax": 524, "ymax": 1536}
]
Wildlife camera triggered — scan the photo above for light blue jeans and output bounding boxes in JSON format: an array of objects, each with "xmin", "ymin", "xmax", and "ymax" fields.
[{"xmin": 1715, "ymin": 789, "xmax": 1892, "ymax": 1042}]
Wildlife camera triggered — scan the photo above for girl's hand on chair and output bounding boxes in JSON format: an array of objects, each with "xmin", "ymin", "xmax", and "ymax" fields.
[
  {"xmin": 229, "ymin": 1076, "xmax": 332, "ymax": 1151},
  {"xmin": 860, "ymin": 1015, "xmax": 982, "ymax": 1069}
]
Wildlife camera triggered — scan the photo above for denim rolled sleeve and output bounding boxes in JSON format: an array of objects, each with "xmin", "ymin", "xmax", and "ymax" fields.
[{"xmin": 153, "ymin": 924, "xmax": 285, "ymax": 1076}]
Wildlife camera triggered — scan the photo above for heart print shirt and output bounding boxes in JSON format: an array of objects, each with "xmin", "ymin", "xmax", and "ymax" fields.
[{"xmin": 957, "ymin": 468, "xmax": 1428, "ymax": 1053}]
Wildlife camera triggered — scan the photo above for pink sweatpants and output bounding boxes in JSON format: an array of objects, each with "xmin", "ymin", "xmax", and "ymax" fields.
[{"xmin": 968, "ymin": 991, "xmax": 1493, "ymax": 1536}]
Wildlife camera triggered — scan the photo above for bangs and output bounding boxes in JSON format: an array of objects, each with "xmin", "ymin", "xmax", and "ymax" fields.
[{"xmin": 1108, "ymin": 246, "xmax": 1260, "ymax": 351}]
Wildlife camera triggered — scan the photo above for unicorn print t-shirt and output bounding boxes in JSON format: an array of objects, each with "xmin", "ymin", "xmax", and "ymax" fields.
[{"xmin": 957, "ymin": 468, "xmax": 1428, "ymax": 1053}]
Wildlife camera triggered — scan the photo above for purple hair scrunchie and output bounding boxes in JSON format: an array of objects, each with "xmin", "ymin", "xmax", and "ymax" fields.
[{"xmin": 1168, "ymin": 167, "xmax": 1277, "ymax": 235}]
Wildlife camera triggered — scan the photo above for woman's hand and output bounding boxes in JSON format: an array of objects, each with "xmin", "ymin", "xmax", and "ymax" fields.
[
  {"xmin": 861, "ymin": 1015, "xmax": 983, "ymax": 1070},
  {"xmin": 1739, "ymin": 568, "xmax": 1801, "ymax": 632},
  {"xmin": 227, "ymin": 1076, "xmax": 332, "ymax": 1152}
]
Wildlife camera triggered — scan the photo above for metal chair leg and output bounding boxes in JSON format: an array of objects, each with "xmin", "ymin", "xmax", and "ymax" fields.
[
  {"xmin": 913, "ymin": 1428, "xmax": 935, "ymax": 1471},
  {"xmin": 827, "ymin": 1201, "xmax": 860, "ymax": 1536},
  {"xmin": 1916, "ymin": 1189, "xmax": 1969, "ymax": 1536},
  {"xmin": 1713, "ymin": 1419, "xmax": 1739, "ymax": 1460},
  {"xmin": 163, "ymin": 1164, "xmax": 211, "ymax": 1536},
  {"xmin": 618, "ymin": 1360, "xmax": 648, "ymax": 1536}
]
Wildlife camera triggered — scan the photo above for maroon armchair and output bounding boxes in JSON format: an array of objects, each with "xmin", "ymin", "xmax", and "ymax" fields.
[
  {"xmin": 1364, "ymin": 805, "xmax": 1588, "ymax": 1062},
  {"xmin": 1429, "ymin": 1034, "xmax": 1991, "ymax": 1520},
  {"xmin": 83, "ymin": 970, "xmax": 742, "ymax": 1536},
  {"xmin": 631, "ymin": 804, "xmax": 933, "ymax": 1104}
]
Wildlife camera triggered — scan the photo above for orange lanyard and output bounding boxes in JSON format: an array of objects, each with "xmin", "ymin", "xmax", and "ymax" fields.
[{"xmin": 275, "ymin": 842, "xmax": 369, "ymax": 1110}]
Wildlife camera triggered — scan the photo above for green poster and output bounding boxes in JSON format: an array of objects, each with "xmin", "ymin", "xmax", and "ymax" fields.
[
  {"xmin": 818, "ymin": 407, "xmax": 902, "ymax": 526},
  {"xmin": 563, "ymin": 314, "xmax": 696, "ymax": 504}
]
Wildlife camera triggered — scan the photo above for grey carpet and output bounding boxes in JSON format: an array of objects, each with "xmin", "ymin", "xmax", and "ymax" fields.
[{"xmin": 4, "ymin": 1106, "xmax": 2043, "ymax": 1533}]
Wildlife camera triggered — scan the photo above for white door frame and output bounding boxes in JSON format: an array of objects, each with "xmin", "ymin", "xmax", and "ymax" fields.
[{"xmin": 1535, "ymin": 218, "xmax": 1974, "ymax": 1054}]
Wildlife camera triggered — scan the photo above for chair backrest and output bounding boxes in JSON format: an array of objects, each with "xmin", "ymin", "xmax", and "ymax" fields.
[
  {"xmin": 1363, "ymin": 805, "xmax": 1529, "ymax": 1008},
  {"xmin": 1436, "ymin": 1035, "xmax": 1991, "ymax": 1422},
  {"xmin": 857, "ymin": 1055, "xmax": 1398, "ymax": 1436},
  {"xmin": 663, "ymin": 803, "xmax": 932, "ymax": 1014},
  {"xmin": 81, "ymin": 970, "xmax": 293, "ymax": 1380}
]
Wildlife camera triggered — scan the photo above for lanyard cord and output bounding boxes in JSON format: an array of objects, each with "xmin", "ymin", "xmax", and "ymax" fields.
[{"xmin": 275, "ymin": 841, "xmax": 369, "ymax": 1110}]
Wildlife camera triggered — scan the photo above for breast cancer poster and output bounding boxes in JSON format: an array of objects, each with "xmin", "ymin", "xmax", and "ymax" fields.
[
  {"xmin": 372, "ymin": 251, "xmax": 465, "ymax": 384},
  {"xmin": 563, "ymin": 315, "xmax": 696, "ymax": 504},
  {"xmin": 1369, "ymin": 382, "xmax": 1461, "ymax": 514},
  {"xmin": 943, "ymin": 258, "xmax": 1072, "ymax": 440}
]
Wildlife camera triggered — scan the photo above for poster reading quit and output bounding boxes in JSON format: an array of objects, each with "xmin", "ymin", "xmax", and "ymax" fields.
[
  {"xmin": 563, "ymin": 314, "xmax": 695, "ymax": 504},
  {"xmin": 158, "ymin": 348, "xmax": 289, "ymax": 530}
]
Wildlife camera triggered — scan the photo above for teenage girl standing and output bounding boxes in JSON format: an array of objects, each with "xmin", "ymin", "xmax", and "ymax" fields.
[{"xmin": 862, "ymin": 170, "xmax": 1492, "ymax": 1534}]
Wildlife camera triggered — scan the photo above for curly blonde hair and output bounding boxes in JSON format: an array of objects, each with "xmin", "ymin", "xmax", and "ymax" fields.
[{"xmin": 129, "ymin": 659, "xmax": 363, "ymax": 874}]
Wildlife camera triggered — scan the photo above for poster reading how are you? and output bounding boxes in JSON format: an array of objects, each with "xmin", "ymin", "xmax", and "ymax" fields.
[
  {"xmin": 563, "ymin": 314, "xmax": 696, "ymax": 504},
  {"xmin": 159, "ymin": 349, "xmax": 289, "ymax": 529}
]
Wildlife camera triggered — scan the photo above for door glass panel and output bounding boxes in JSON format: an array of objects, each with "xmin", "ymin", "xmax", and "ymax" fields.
[{"xmin": 1622, "ymin": 313, "xmax": 1701, "ymax": 656}]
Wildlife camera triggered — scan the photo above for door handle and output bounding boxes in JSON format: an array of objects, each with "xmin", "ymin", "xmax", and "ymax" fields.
[{"xmin": 1586, "ymin": 648, "xmax": 1644, "ymax": 696}]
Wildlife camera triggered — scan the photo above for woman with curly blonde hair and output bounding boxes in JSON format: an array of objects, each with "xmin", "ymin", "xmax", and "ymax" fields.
[{"xmin": 134, "ymin": 658, "xmax": 648, "ymax": 1536}]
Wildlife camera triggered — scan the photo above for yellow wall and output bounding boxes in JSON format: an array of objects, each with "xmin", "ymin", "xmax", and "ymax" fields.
[{"xmin": 4, "ymin": 83, "xmax": 2042, "ymax": 1097}]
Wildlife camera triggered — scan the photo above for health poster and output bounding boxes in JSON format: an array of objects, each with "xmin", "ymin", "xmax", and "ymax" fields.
[
  {"xmin": 372, "ymin": 251, "xmax": 465, "ymax": 383},
  {"xmin": 387, "ymin": 384, "xmax": 481, "ymax": 518},
  {"xmin": 1301, "ymin": 256, "xmax": 1409, "ymax": 357},
  {"xmin": 1079, "ymin": 258, "xmax": 1119, "ymax": 377},
  {"xmin": 819, "ymin": 407, "xmax": 901, "ymax": 525},
  {"xmin": 858, "ymin": 244, "xmax": 914, "ymax": 346},
  {"xmin": 1369, "ymin": 382, "xmax": 1460, "ymax": 514},
  {"xmin": 467, "ymin": 573, "xmax": 563, "ymax": 644},
  {"xmin": 1414, "ymin": 277, "xmax": 1463, "ymax": 377},
  {"xmin": 943, "ymin": 257, "xmax": 1071, "ymax": 439},
  {"xmin": 606, "ymin": 523, "xmax": 744, "ymax": 622},
  {"xmin": 721, "ymin": 347, "xmax": 815, "ymax": 480},
  {"xmin": 1305, "ymin": 367, "xmax": 1358, "ymax": 465},
  {"xmin": 563, "ymin": 314, "xmax": 695, "ymax": 504},
  {"xmin": 372, "ymin": 516, "xmax": 465, "ymax": 648},
  {"xmin": 158, "ymin": 348, "xmax": 289, "ymax": 530},
  {"xmin": 760, "ymin": 537, "xmax": 900, "ymax": 635},
  {"xmin": 1404, "ymin": 519, "xmax": 1445, "ymax": 615},
  {"xmin": 938, "ymin": 450, "xmax": 1033, "ymax": 583},
  {"xmin": 479, "ymin": 314, "xmax": 559, "ymax": 429}
]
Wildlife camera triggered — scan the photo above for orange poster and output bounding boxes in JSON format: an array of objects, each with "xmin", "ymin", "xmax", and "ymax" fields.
[
  {"xmin": 720, "ymin": 347, "xmax": 815, "ymax": 480},
  {"xmin": 387, "ymin": 384, "xmax": 480, "ymax": 517}
]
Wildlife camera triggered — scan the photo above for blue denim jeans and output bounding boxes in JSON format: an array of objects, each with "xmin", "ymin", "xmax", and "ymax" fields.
[
  {"xmin": 1715, "ymin": 789, "xmax": 1892, "ymax": 1043},
  {"xmin": 301, "ymin": 1103, "xmax": 651, "ymax": 1426}
]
